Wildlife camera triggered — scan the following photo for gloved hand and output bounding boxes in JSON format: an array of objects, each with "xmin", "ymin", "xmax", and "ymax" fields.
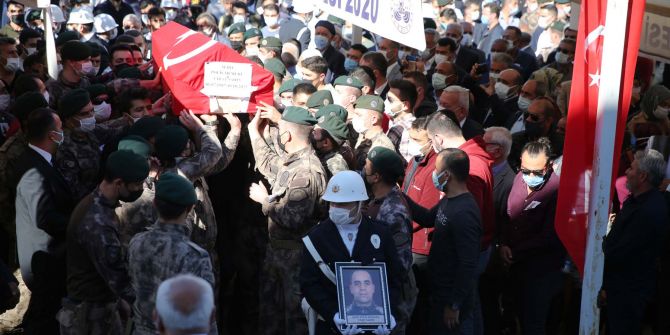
[
  {"xmin": 372, "ymin": 314, "xmax": 397, "ymax": 335},
  {"xmin": 334, "ymin": 313, "xmax": 364, "ymax": 335}
]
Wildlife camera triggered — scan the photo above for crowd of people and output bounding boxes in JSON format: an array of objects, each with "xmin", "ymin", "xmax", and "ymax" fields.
[{"xmin": 0, "ymin": 0, "xmax": 669, "ymax": 334}]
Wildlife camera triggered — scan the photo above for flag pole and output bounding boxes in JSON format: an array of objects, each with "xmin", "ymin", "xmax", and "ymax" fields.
[
  {"xmin": 579, "ymin": 0, "xmax": 632, "ymax": 333},
  {"xmin": 42, "ymin": 4, "xmax": 58, "ymax": 79}
]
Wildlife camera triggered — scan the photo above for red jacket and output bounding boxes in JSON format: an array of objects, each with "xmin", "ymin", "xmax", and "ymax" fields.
[
  {"xmin": 460, "ymin": 136, "xmax": 495, "ymax": 250},
  {"xmin": 402, "ymin": 150, "xmax": 442, "ymax": 255}
]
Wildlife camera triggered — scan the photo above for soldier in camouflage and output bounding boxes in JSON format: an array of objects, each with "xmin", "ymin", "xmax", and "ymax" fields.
[
  {"xmin": 313, "ymin": 112, "xmax": 351, "ymax": 179},
  {"xmin": 0, "ymin": 92, "xmax": 48, "ymax": 269},
  {"xmin": 351, "ymin": 95, "xmax": 395, "ymax": 170},
  {"xmin": 362, "ymin": 147, "xmax": 417, "ymax": 335},
  {"xmin": 58, "ymin": 150, "xmax": 150, "ymax": 334},
  {"xmin": 128, "ymin": 172, "xmax": 216, "ymax": 335},
  {"xmin": 248, "ymin": 106, "xmax": 326, "ymax": 335}
]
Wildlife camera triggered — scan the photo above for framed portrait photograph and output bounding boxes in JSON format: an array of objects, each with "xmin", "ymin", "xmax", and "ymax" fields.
[{"xmin": 335, "ymin": 262, "xmax": 391, "ymax": 330}]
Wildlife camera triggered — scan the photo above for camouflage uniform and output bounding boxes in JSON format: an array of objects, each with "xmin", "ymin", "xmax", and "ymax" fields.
[
  {"xmin": 318, "ymin": 150, "xmax": 350, "ymax": 179},
  {"xmin": 364, "ymin": 187, "xmax": 416, "ymax": 335},
  {"xmin": 0, "ymin": 131, "xmax": 27, "ymax": 269},
  {"xmin": 55, "ymin": 121, "xmax": 126, "ymax": 201},
  {"xmin": 45, "ymin": 73, "xmax": 91, "ymax": 108},
  {"xmin": 252, "ymin": 136, "xmax": 326, "ymax": 335},
  {"xmin": 128, "ymin": 222, "xmax": 216, "ymax": 335},
  {"xmin": 354, "ymin": 131, "xmax": 395, "ymax": 170},
  {"xmin": 58, "ymin": 188, "xmax": 134, "ymax": 335},
  {"xmin": 116, "ymin": 178, "xmax": 157, "ymax": 246}
]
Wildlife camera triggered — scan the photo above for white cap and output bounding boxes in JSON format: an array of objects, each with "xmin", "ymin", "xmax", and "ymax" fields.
[
  {"xmin": 291, "ymin": 0, "xmax": 313, "ymax": 14},
  {"xmin": 67, "ymin": 9, "xmax": 94, "ymax": 24},
  {"xmin": 50, "ymin": 5, "xmax": 66, "ymax": 23},
  {"xmin": 298, "ymin": 47, "xmax": 322, "ymax": 62},
  {"xmin": 322, "ymin": 171, "xmax": 369, "ymax": 203},
  {"xmin": 160, "ymin": 0, "xmax": 182, "ymax": 9},
  {"xmin": 94, "ymin": 13, "xmax": 118, "ymax": 32}
]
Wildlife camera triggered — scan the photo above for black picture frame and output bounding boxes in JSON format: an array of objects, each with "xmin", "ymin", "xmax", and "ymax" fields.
[{"xmin": 335, "ymin": 262, "xmax": 391, "ymax": 331}]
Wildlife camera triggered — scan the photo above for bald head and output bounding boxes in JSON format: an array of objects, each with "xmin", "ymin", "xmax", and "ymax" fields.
[
  {"xmin": 499, "ymin": 69, "xmax": 522, "ymax": 88},
  {"xmin": 155, "ymin": 274, "xmax": 214, "ymax": 334}
]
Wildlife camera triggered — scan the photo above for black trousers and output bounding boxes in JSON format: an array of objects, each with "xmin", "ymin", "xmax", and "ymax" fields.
[{"xmin": 22, "ymin": 251, "xmax": 65, "ymax": 335}]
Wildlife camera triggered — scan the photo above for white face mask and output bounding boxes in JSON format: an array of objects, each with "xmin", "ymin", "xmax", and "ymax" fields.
[
  {"xmin": 246, "ymin": 46, "xmax": 259, "ymax": 56},
  {"xmin": 5, "ymin": 57, "xmax": 21, "ymax": 72},
  {"xmin": 434, "ymin": 54, "xmax": 448, "ymax": 65},
  {"xmin": 201, "ymin": 27, "xmax": 214, "ymax": 37},
  {"xmin": 264, "ymin": 16, "xmax": 278, "ymax": 27},
  {"xmin": 233, "ymin": 15, "xmax": 246, "ymax": 24},
  {"xmin": 653, "ymin": 105, "xmax": 670, "ymax": 119},
  {"xmin": 329, "ymin": 206, "xmax": 356, "ymax": 225},
  {"xmin": 141, "ymin": 13, "xmax": 149, "ymax": 25},
  {"xmin": 280, "ymin": 98, "xmax": 292, "ymax": 109},
  {"xmin": 528, "ymin": 2, "xmax": 539, "ymax": 12},
  {"xmin": 57, "ymin": 63, "xmax": 63, "ymax": 73},
  {"xmin": 94, "ymin": 102, "xmax": 112, "ymax": 121},
  {"xmin": 494, "ymin": 82, "xmax": 514, "ymax": 99},
  {"xmin": 0, "ymin": 94, "xmax": 10, "ymax": 111},
  {"xmin": 42, "ymin": 91, "xmax": 50, "ymax": 104},
  {"xmin": 432, "ymin": 73, "xmax": 449, "ymax": 91},
  {"xmin": 460, "ymin": 33, "xmax": 473, "ymax": 47},
  {"xmin": 26, "ymin": 47, "xmax": 37, "ymax": 56},
  {"xmin": 538, "ymin": 17, "xmax": 551, "ymax": 29},
  {"xmin": 555, "ymin": 51, "xmax": 571, "ymax": 64},
  {"xmin": 352, "ymin": 116, "xmax": 368, "ymax": 134},
  {"xmin": 407, "ymin": 139, "xmax": 428, "ymax": 157},
  {"xmin": 489, "ymin": 72, "xmax": 501, "ymax": 81},
  {"xmin": 79, "ymin": 116, "xmax": 96, "ymax": 131},
  {"xmin": 384, "ymin": 98, "xmax": 404, "ymax": 118},
  {"xmin": 470, "ymin": 10, "xmax": 480, "ymax": 21},
  {"xmin": 517, "ymin": 96, "xmax": 531, "ymax": 112},
  {"xmin": 166, "ymin": 10, "xmax": 177, "ymax": 21}
]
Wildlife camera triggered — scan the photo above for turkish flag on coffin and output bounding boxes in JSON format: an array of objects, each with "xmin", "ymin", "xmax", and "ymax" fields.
[{"xmin": 152, "ymin": 22, "xmax": 274, "ymax": 114}]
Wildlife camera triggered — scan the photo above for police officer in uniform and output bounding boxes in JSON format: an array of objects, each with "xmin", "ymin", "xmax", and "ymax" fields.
[
  {"xmin": 247, "ymin": 106, "xmax": 327, "ymax": 335},
  {"xmin": 299, "ymin": 171, "xmax": 402, "ymax": 335}
]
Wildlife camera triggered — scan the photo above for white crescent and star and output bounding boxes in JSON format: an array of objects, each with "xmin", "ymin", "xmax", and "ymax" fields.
[{"xmin": 585, "ymin": 25, "xmax": 606, "ymax": 87}]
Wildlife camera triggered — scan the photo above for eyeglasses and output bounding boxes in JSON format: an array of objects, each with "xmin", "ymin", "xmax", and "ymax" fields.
[
  {"xmin": 520, "ymin": 168, "xmax": 545, "ymax": 176},
  {"xmin": 556, "ymin": 47, "xmax": 574, "ymax": 55},
  {"xmin": 524, "ymin": 112, "xmax": 544, "ymax": 123}
]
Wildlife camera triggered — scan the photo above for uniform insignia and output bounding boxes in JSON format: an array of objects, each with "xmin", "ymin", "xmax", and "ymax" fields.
[
  {"xmin": 279, "ymin": 171, "xmax": 290, "ymax": 186},
  {"xmin": 318, "ymin": 116, "xmax": 325, "ymax": 123},
  {"xmin": 323, "ymin": 99, "xmax": 330, "ymax": 106},
  {"xmin": 262, "ymin": 40, "xmax": 267, "ymax": 46},
  {"xmin": 368, "ymin": 150, "xmax": 377, "ymax": 159},
  {"xmin": 370, "ymin": 234, "xmax": 380, "ymax": 249},
  {"xmin": 371, "ymin": 101, "xmax": 378, "ymax": 108},
  {"xmin": 332, "ymin": 185, "xmax": 340, "ymax": 193},
  {"xmin": 346, "ymin": 77, "xmax": 353, "ymax": 84}
]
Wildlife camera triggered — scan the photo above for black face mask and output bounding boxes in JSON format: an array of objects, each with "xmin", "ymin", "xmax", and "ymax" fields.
[
  {"xmin": 113, "ymin": 62, "xmax": 132, "ymax": 75},
  {"xmin": 230, "ymin": 40, "xmax": 242, "ymax": 51},
  {"xmin": 11, "ymin": 14, "xmax": 25, "ymax": 26},
  {"xmin": 524, "ymin": 120, "xmax": 544, "ymax": 139},
  {"xmin": 119, "ymin": 187, "xmax": 143, "ymax": 203}
]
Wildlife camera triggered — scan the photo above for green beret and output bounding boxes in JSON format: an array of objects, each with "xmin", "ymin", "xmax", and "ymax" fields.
[
  {"xmin": 306, "ymin": 90, "xmax": 333, "ymax": 109},
  {"xmin": 264, "ymin": 58, "xmax": 286, "ymax": 78},
  {"xmin": 437, "ymin": 0, "xmax": 452, "ymax": 5},
  {"xmin": 155, "ymin": 125, "xmax": 189, "ymax": 160},
  {"xmin": 318, "ymin": 114, "xmax": 349, "ymax": 144},
  {"xmin": 128, "ymin": 116, "xmax": 166, "ymax": 140},
  {"xmin": 243, "ymin": 28, "xmax": 262, "ymax": 41},
  {"xmin": 334, "ymin": 75, "xmax": 364, "ymax": 89},
  {"xmin": 554, "ymin": 0, "xmax": 570, "ymax": 3},
  {"xmin": 367, "ymin": 146, "xmax": 404, "ymax": 178},
  {"xmin": 60, "ymin": 40, "xmax": 91, "ymax": 61},
  {"xmin": 11, "ymin": 92, "xmax": 48, "ymax": 124},
  {"xmin": 58, "ymin": 88, "xmax": 91, "ymax": 119},
  {"xmin": 106, "ymin": 150, "xmax": 150, "ymax": 183},
  {"xmin": 86, "ymin": 84, "xmax": 108, "ymax": 99},
  {"xmin": 56, "ymin": 31, "xmax": 79, "ymax": 47},
  {"xmin": 354, "ymin": 95, "xmax": 384, "ymax": 113},
  {"xmin": 118, "ymin": 135, "xmax": 152, "ymax": 159},
  {"xmin": 278, "ymin": 78, "xmax": 302, "ymax": 95},
  {"xmin": 315, "ymin": 104, "xmax": 348, "ymax": 122},
  {"xmin": 549, "ymin": 20, "xmax": 567, "ymax": 32},
  {"xmin": 155, "ymin": 172, "xmax": 197, "ymax": 206},
  {"xmin": 228, "ymin": 22, "xmax": 246, "ymax": 36},
  {"xmin": 118, "ymin": 66, "xmax": 142, "ymax": 79},
  {"xmin": 260, "ymin": 36, "xmax": 282, "ymax": 48},
  {"xmin": 327, "ymin": 15, "xmax": 345, "ymax": 26},
  {"xmin": 281, "ymin": 106, "xmax": 318, "ymax": 125}
]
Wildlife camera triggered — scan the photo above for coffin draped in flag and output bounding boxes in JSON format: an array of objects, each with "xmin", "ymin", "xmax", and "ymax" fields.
[
  {"xmin": 152, "ymin": 22, "xmax": 274, "ymax": 114},
  {"xmin": 554, "ymin": 0, "xmax": 645, "ymax": 275}
]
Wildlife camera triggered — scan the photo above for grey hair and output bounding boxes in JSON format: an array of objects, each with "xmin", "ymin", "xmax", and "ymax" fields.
[
  {"xmin": 491, "ymin": 52, "xmax": 514, "ymax": 68},
  {"xmin": 424, "ymin": 28, "xmax": 440, "ymax": 44},
  {"xmin": 635, "ymin": 149, "xmax": 666, "ymax": 188},
  {"xmin": 443, "ymin": 85, "xmax": 470, "ymax": 111},
  {"xmin": 485, "ymin": 127, "xmax": 512, "ymax": 157},
  {"xmin": 446, "ymin": 23, "xmax": 463, "ymax": 36},
  {"xmin": 426, "ymin": 112, "xmax": 462, "ymax": 139},
  {"xmin": 122, "ymin": 14, "xmax": 142, "ymax": 27},
  {"xmin": 155, "ymin": 274, "xmax": 214, "ymax": 331}
]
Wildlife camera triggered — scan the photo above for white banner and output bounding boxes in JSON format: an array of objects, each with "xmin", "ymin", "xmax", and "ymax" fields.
[
  {"xmin": 639, "ymin": 10, "xmax": 670, "ymax": 63},
  {"xmin": 315, "ymin": 0, "xmax": 426, "ymax": 51}
]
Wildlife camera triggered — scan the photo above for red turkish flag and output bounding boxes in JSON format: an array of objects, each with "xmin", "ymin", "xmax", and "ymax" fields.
[
  {"xmin": 555, "ymin": 0, "xmax": 645, "ymax": 275},
  {"xmin": 151, "ymin": 22, "xmax": 274, "ymax": 114}
]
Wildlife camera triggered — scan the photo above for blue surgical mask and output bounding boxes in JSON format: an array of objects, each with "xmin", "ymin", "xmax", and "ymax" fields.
[
  {"xmin": 432, "ymin": 170, "xmax": 448, "ymax": 190},
  {"xmin": 481, "ymin": 15, "xmax": 489, "ymax": 25},
  {"xmin": 522, "ymin": 173, "xmax": 545, "ymax": 189},
  {"xmin": 314, "ymin": 35, "xmax": 329, "ymax": 50},
  {"xmin": 344, "ymin": 57, "xmax": 358, "ymax": 72}
]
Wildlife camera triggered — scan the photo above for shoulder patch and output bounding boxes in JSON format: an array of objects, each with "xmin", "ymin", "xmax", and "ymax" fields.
[{"xmin": 289, "ymin": 176, "xmax": 310, "ymax": 189}]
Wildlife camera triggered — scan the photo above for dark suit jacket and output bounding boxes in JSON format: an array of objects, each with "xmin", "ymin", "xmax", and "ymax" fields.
[
  {"xmin": 461, "ymin": 117, "xmax": 485, "ymax": 140},
  {"xmin": 322, "ymin": 44, "xmax": 346, "ymax": 78},
  {"xmin": 300, "ymin": 217, "xmax": 403, "ymax": 333},
  {"xmin": 455, "ymin": 46, "xmax": 482, "ymax": 74},
  {"xmin": 492, "ymin": 162, "xmax": 515, "ymax": 241},
  {"xmin": 483, "ymin": 95, "xmax": 519, "ymax": 128}
]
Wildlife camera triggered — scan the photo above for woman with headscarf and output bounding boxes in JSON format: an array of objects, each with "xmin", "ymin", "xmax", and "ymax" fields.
[{"xmin": 627, "ymin": 84, "xmax": 670, "ymax": 149}]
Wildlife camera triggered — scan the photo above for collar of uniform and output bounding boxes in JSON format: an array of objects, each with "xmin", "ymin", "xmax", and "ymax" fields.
[
  {"xmin": 283, "ymin": 146, "xmax": 314, "ymax": 165},
  {"xmin": 93, "ymin": 187, "xmax": 120, "ymax": 208},
  {"xmin": 64, "ymin": 127, "xmax": 93, "ymax": 142},
  {"xmin": 58, "ymin": 71, "xmax": 85, "ymax": 88},
  {"xmin": 370, "ymin": 186, "xmax": 400, "ymax": 205},
  {"xmin": 154, "ymin": 221, "xmax": 190, "ymax": 236}
]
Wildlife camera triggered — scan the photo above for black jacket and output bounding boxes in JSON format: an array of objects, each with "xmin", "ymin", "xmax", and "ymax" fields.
[
  {"xmin": 455, "ymin": 46, "xmax": 482, "ymax": 74},
  {"xmin": 322, "ymin": 44, "xmax": 346, "ymax": 79}
]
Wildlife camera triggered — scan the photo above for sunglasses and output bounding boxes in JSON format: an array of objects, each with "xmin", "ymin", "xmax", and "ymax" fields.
[
  {"xmin": 524, "ymin": 112, "xmax": 544, "ymax": 123},
  {"xmin": 520, "ymin": 168, "xmax": 545, "ymax": 176},
  {"xmin": 556, "ymin": 47, "xmax": 574, "ymax": 54}
]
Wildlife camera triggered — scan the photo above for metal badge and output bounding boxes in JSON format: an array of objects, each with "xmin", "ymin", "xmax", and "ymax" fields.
[{"xmin": 370, "ymin": 234, "xmax": 380, "ymax": 249}]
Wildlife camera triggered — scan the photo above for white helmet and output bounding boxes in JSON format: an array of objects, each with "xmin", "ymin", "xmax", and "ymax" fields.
[
  {"xmin": 160, "ymin": 0, "xmax": 182, "ymax": 9},
  {"xmin": 291, "ymin": 0, "xmax": 313, "ymax": 14},
  {"xmin": 67, "ymin": 9, "xmax": 94, "ymax": 24},
  {"xmin": 94, "ymin": 14, "xmax": 118, "ymax": 33},
  {"xmin": 322, "ymin": 171, "xmax": 369, "ymax": 203},
  {"xmin": 50, "ymin": 5, "xmax": 66, "ymax": 23}
]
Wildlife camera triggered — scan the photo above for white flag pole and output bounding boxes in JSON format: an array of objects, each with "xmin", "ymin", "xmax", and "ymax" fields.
[
  {"xmin": 579, "ymin": 0, "xmax": 633, "ymax": 333},
  {"xmin": 42, "ymin": 5, "xmax": 58, "ymax": 80}
]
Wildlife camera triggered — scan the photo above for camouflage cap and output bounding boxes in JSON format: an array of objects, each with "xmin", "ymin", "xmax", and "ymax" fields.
[
  {"xmin": 354, "ymin": 95, "xmax": 384, "ymax": 113},
  {"xmin": 318, "ymin": 114, "xmax": 349, "ymax": 144},
  {"xmin": 155, "ymin": 172, "xmax": 197, "ymax": 206},
  {"xmin": 281, "ymin": 106, "xmax": 318, "ymax": 125},
  {"xmin": 243, "ymin": 28, "xmax": 263, "ymax": 41},
  {"xmin": 315, "ymin": 104, "xmax": 348, "ymax": 122},
  {"xmin": 333, "ymin": 75, "xmax": 364, "ymax": 89},
  {"xmin": 260, "ymin": 36, "xmax": 282, "ymax": 48},
  {"xmin": 264, "ymin": 58, "xmax": 286, "ymax": 78},
  {"xmin": 367, "ymin": 146, "xmax": 405, "ymax": 179},
  {"xmin": 227, "ymin": 22, "xmax": 246, "ymax": 36},
  {"xmin": 106, "ymin": 150, "xmax": 150, "ymax": 183},
  {"xmin": 118, "ymin": 135, "xmax": 152, "ymax": 159},
  {"xmin": 306, "ymin": 90, "xmax": 334, "ymax": 109},
  {"xmin": 155, "ymin": 125, "xmax": 189, "ymax": 160}
]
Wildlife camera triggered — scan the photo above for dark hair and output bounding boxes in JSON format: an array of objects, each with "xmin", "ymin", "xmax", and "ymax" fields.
[
  {"xmin": 25, "ymin": 107, "xmax": 57, "ymax": 142},
  {"xmin": 370, "ymin": 163, "xmax": 402, "ymax": 185},
  {"xmin": 148, "ymin": 7, "xmax": 165, "ymax": 19},
  {"xmin": 0, "ymin": 37, "xmax": 17, "ymax": 47},
  {"xmin": 505, "ymin": 26, "xmax": 522, "ymax": 39},
  {"xmin": 402, "ymin": 71, "xmax": 428, "ymax": 91},
  {"xmin": 437, "ymin": 37, "xmax": 458, "ymax": 52},
  {"xmin": 110, "ymin": 44, "xmax": 134, "ymax": 58},
  {"xmin": 361, "ymin": 52, "xmax": 388, "ymax": 76},
  {"xmin": 154, "ymin": 197, "xmax": 191, "ymax": 220},
  {"xmin": 543, "ymin": 4, "xmax": 558, "ymax": 17},
  {"xmin": 483, "ymin": 2, "xmax": 501, "ymax": 17},
  {"xmin": 439, "ymin": 148, "xmax": 469, "ymax": 182},
  {"xmin": 534, "ymin": 96, "xmax": 560, "ymax": 120},
  {"xmin": 389, "ymin": 79, "xmax": 417, "ymax": 111},
  {"xmin": 350, "ymin": 44, "xmax": 368, "ymax": 55},
  {"xmin": 23, "ymin": 52, "xmax": 44, "ymax": 71},
  {"xmin": 351, "ymin": 66, "xmax": 376, "ymax": 90},
  {"xmin": 116, "ymin": 87, "xmax": 149, "ymax": 115},
  {"xmin": 521, "ymin": 137, "xmax": 553, "ymax": 161},
  {"xmin": 139, "ymin": 0, "xmax": 156, "ymax": 9},
  {"xmin": 232, "ymin": 1, "xmax": 248, "ymax": 12},
  {"xmin": 293, "ymin": 83, "xmax": 317, "ymax": 96},
  {"xmin": 302, "ymin": 56, "xmax": 329, "ymax": 75},
  {"xmin": 7, "ymin": 1, "xmax": 24, "ymax": 7},
  {"xmin": 19, "ymin": 28, "xmax": 42, "ymax": 45},
  {"xmin": 440, "ymin": 8, "xmax": 458, "ymax": 22},
  {"xmin": 13, "ymin": 74, "xmax": 41, "ymax": 97},
  {"xmin": 113, "ymin": 35, "xmax": 136, "ymax": 46},
  {"xmin": 246, "ymin": 55, "xmax": 263, "ymax": 66},
  {"xmin": 262, "ymin": 3, "xmax": 279, "ymax": 12}
]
